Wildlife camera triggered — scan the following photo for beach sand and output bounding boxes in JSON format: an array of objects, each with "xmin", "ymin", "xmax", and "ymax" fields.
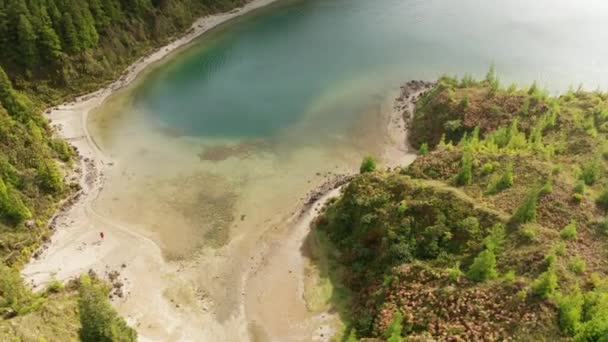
[
  {"xmin": 22, "ymin": 1, "xmax": 283, "ymax": 341},
  {"xmin": 21, "ymin": 0, "xmax": 432, "ymax": 339}
]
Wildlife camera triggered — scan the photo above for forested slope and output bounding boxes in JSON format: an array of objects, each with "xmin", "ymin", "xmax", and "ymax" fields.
[
  {"xmin": 315, "ymin": 72, "xmax": 608, "ymax": 341},
  {"xmin": 0, "ymin": 0, "xmax": 247, "ymax": 103}
]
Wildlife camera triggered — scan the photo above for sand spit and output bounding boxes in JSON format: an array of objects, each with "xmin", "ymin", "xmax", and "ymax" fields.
[
  {"xmin": 242, "ymin": 81, "xmax": 433, "ymax": 341},
  {"xmin": 382, "ymin": 80, "xmax": 434, "ymax": 168}
]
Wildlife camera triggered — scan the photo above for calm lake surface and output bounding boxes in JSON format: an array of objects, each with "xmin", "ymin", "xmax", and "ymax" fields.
[{"xmin": 90, "ymin": 0, "xmax": 608, "ymax": 259}]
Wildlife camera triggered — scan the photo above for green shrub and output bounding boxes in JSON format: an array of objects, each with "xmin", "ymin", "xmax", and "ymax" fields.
[
  {"xmin": 448, "ymin": 261, "xmax": 463, "ymax": 283},
  {"xmin": 459, "ymin": 216, "xmax": 481, "ymax": 240},
  {"xmin": 397, "ymin": 201, "xmax": 408, "ymax": 215},
  {"xmin": 486, "ymin": 64, "xmax": 500, "ymax": 96},
  {"xmin": 568, "ymin": 256, "xmax": 586, "ymax": 274},
  {"xmin": 0, "ymin": 177, "xmax": 32, "ymax": 223},
  {"xmin": 596, "ymin": 190, "xmax": 608, "ymax": 213},
  {"xmin": 519, "ymin": 223, "xmax": 539, "ymax": 242},
  {"xmin": 419, "ymin": 142, "xmax": 429, "ymax": 156},
  {"xmin": 552, "ymin": 165, "xmax": 562, "ymax": 175},
  {"xmin": 528, "ymin": 81, "xmax": 539, "ymax": 96},
  {"xmin": 78, "ymin": 274, "xmax": 137, "ymax": 342},
  {"xmin": 485, "ymin": 64, "xmax": 498, "ymax": 84},
  {"xmin": 480, "ymin": 161, "xmax": 499, "ymax": 176},
  {"xmin": 51, "ymin": 139, "xmax": 73, "ymax": 163},
  {"xmin": 456, "ymin": 147, "xmax": 473, "ymax": 186},
  {"xmin": 532, "ymin": 268, "xmax": 558, "ymax": 299},
  {"xmin": 45, "ymin": 280, "xmax": 64, "ymax": 294},
  {"xmin": 540, "ymin": 179, "xmax": 553, "ymax": 196},
  {"xmin": 574, "ymin": 181, "xmax": 586, "ymax": 195},
  {"xmin": 560, "ymin": 221, "xmax": 577, "ymax": 241},
  {"xmin": 519, "ymin": 98, "xmax": 530, "ymax": 116},
  {"xmin": 598, "ymin": 218, "xmax": 608, "ymax": 235},
  {"xmin": 460, "ymin": 73, "xmax": 475, "ymax": 88},
  {"xmin": 581, "ymin": 159, "xmax": 601, "ymax": 186},
  {"xmin": 503, "ymin": 270, "xmax": 516, "ymax": 283},
  {"xmin": 467, "ymin": 249, "xmax": 498, "ymax": 282},
  {"xmin": 557, "ymin": 289, "xmax": 584, "ymax": 336},
  {"xmin": 359, "ymin": 156, "xmax": 377, "ymax": 174},
  {"xmin": 384, "ymin": 311, "xmax": 404, "ymax": 342},
  {"xmin": 544, "ymin": 253, "xmax": 557, "ymax": 269},
  {"xmin": 573, "ymin": 182, "xmax": 586, "ymax": 203},
  {"xmin": 37, "ymin": 161, "xmax": 64, "ymax": 193},
  {"xmin": 345, "ymin": 329, "xmax": 358, "ymax": 342},
  {"xmin": 483, "ymin": 223, "xmax": 506, "ymax": 253},
  {"xmin": 487, "ymin": 163, "xmax": 514, "ymax": 193},
  {"xmin": 575, "ymin": 318, "xmax": 608, "ymax": 341},
  {"xmin": 437, "ymin": 134, "xmax": 450, "ymax": 149},
  {"xmin": 0, "ymin": 263, "xmax": 44, "ymax": 316},
  {"xmin": 515, "ymin": 289, "xmax": 528, "ymax": 301},
  {"xmin": 444, "ymin": 119, "xmax": 463, "ymax": 133},
  {"xmin": 553, "ymin": 241, "xmax": 567, "ymax": 256},
  {"xmin": 512, "ymin": 189, "xmax": 539, "ymax": 224},
  {"xmin": 573, "ymin": 290, "xmax": 608, "ymax": 341}
]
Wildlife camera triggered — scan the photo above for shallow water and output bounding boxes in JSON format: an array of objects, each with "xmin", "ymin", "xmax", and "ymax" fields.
[{"xmin": 89, "ymin": 0, "xmax": 608, "ymax": 301}]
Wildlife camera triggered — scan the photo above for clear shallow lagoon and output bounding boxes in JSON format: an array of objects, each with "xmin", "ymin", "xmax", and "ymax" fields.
[{"xmin": 90, "ymin": 0, "xmax": 608, "ymax": 257}]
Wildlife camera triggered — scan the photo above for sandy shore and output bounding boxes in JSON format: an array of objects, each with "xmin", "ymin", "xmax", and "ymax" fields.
[
  {"xmin": 22, "ymin": 1, "xmax": 281, "ymax": 341},
  {"xmin": 382, "ymin": 80, "xmax": 434, "ymax": 169},
  {"xmin": 241, "ymin": 81, "xmax": 433, "ymax": 341},
  {"xmin": 19, "ymin": 0, "xmax": 433, "ymax": 339}
]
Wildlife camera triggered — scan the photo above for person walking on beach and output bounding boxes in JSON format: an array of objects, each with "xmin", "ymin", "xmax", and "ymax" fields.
[{"xmin": 100, "ymin": 232, "xmax": 105, "ymax": 240}]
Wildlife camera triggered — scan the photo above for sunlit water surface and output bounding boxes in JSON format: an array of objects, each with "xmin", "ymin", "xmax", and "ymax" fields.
[{"xmin": 90, "ymin": 0, "xmax": 608, "ymax": 260}]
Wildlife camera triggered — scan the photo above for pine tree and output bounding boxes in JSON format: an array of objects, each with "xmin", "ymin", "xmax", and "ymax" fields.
[
  {"xmin": 456, "ymin": 145, "xmax": 473, "ymax": 186},
  {"xmin": 0, "ymin": 66, "xmax": 36, "ymax": 121},
  {"xmin": 78, "ymin": 275, "xmax": 137, "ymax": 342},
  {"xmin": 384, "ymin": 311, "xmax": 404, "ymax": 342},
  {"xmin": 0, "ymin": 176, "xmax": 32, "ymax": 223},
  {"xmin": 36, "ymin": 7, "xmax": 63, "ymax": 63},
  {"xmin": 37, "ymin": 161, "xmax": 64, "ymax": 194},
  {"xmin": 45, "ymin": 0, "xmax": 64, "ymax": 34},
  {"xmin": 88, "ymin": 0, "xmax": 109, "ymax": 32},
  {"xmin": 17, "ymin": 14, "xmax": 38, "ymax": 69},
  {"xmin": 61, "ymin": 12, "xmax": 81, "ymax": 54},
  {"xmin": 0, "ymin": 66, "xmax": 13, "ymax": 103},
  {"xmin": 467, "ymin": 249, "xmax": 498, "ymax": 282},
  {"xmin": 419, "ymin": 142, "xmax": 429, "ymax": 156},
  {"xmin": 73, "ymin": 4, "xmax": 99, "ymax": 50},
  {"xmin": 512, "ymin": 188, "xmax": 540, "ymax": 224}
]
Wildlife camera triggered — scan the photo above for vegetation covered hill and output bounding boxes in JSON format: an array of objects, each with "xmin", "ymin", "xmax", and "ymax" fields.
[
  {"xmin": 1, "ymin": 268, "xmax": 136, "ymax": 341},
  {"xmin": 315, "ymin": 71, "xmax": 608, "ymax": 341},
  {"xmin": 0, "ymin": 0, "xmax": 248, "ymax": 339},
  {"xmin": 0, "ymin": 0, "xmax": 247, "ymax": 104}
]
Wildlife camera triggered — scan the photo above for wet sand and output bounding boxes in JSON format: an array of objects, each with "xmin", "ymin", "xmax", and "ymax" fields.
[
  {"xmin": 20, "ymin": 0, "xmax": 432, "ymax": 339},
  {"xmin": 21, "ymin": 1, "xmax": 289, "ymax": 341},
  {"xmin": 241, "ymin": 81, "xmax": 432, "ymax": 341}
]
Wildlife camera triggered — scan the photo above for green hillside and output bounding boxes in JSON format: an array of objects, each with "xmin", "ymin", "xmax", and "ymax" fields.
[
  {"xmin": 0, "ymin": 0, "xmax": 247, "ymax": 104},
  {"xmin": 315, "ymin": 72, "xmax": 608, "ymax": 341}
]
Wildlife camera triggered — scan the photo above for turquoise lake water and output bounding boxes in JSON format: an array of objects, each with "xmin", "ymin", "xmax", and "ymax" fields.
[
  {"xmin": 90, "ymin": 0, "xmax": 608, "ymax": 259},
  {"xmin": 131, "ymin": 0, "xmax": 608, "ymax": 139}
]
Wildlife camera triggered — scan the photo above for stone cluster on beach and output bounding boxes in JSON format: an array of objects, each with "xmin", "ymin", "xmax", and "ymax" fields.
[{"xmin": 396, "ymin": 80, "xmax": 435, "ymax": 130}]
